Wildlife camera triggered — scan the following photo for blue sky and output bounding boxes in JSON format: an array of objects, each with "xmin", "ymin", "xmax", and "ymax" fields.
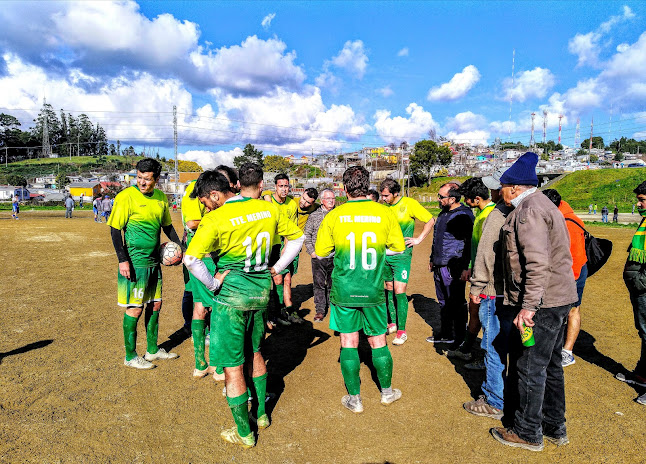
[{"xmin": 1, "ymin": 1, "xmax": 645, "ymax": 168}]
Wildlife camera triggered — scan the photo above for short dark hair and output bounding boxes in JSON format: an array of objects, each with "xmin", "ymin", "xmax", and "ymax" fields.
[
  {"xmin": 215, "ymin": 165, "xmax": 238, "ymax": 186},
  {"xmin": 367, "ymin": 189, "xmax": 380, "ymax": 201},
  {"xmin": 191, "ymin": 170, "xmax": 231, "ymax": 198},
  {"xmin": 440, "ymin": 181, "xmax": 462, "ymax": 202},
  {"xmin": 136, "ymin": 158, "xmax": 162, "ymax": 179},
  {"xmin": 634, "ymin": 181, "xmax": 646, "ymax": 196},
  {"xmin": 542, "ymin": 188, "xmax": 562, "ymax": 207},
  {"xmin": 343, "ymin": 166, "xmax": 369, "ymax": 198},
  {"xmin": 239, "ymin": 163, "xmax": 264, "ymax": 188},
  {"xmin": 458, "ymin": 177, "xmax": 490, "ymax": 201},
  {"xmin": 380, "ymin": 177, "xmax": 401, "ymax": 195},
  {"xmin": 304, "ymin": 187, "xmax": 318, "ymax": 200},
  {"xmin": 275, "ymin": 173, "xmax": 289, "ymax": 184}
]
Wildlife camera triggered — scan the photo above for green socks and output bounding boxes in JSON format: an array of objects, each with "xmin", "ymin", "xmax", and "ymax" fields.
[
  {"xmin": 123, "ymin": 314, "xmax": 138, "ymax": 361},
  {"xmin": 191, "ymin": 319, "xmax": 207, "ymax": 370},
  {"xmin": 227, "ymin": 392, "xmax": 251, "ymax": 437},
  {"xmin": 215, "ymin": 366, "xmax": 224, "ymax": 375},
  {"xmin": 386, "ymin": 289, "xmax": 396, "ymax": 324},
  {"xmin": 340, "ymin": 348, "xmax": 361, "ymax": 395},
  {"xmin": 146, "ymin": 310, "xmax": 160, "ymax": 354},
  {"xmin": 372, "ymin": 346, "xmax": 393, "ymax": 390},
  {"xmin": 395, "ymin": 292, "xmax": 408, "ymax": 330},
  {"xmin": 276, "ymin": 283, "xmax": 284, "ymax": 307},
  {"xmin": 252, "ymin": 373, "xmax": 268, "ymax": 418}
]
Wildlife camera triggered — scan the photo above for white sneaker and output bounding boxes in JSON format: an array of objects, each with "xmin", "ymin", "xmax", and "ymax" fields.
[
  {"xmin": 341, "ymin": 394, "xmax": 364, "ymax": 413},
  {"xmin": 392, "ymin": 333, "xmax": 408, "ymax": 345},
  {"xmin": 387, "ymin": 323, "xmax": 397, "ymax": 335},
  {"xmin": 124, "ymin": 356, "xmax": 155, "ymax": 370},
  {"xmin": 144, "ymin": 348, "xmax": 178, "ymax": 361},
  {"xmin": 193, "ymin": 366, "xmax": 215, "ymax": 378},
  {"xmin": 381, "ymin": 388, "xmax": 402, "ymax": 405}
]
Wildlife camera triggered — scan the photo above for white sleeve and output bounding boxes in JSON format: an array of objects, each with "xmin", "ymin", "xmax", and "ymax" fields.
[
  {"xmin": 272, "ymin": 235, "xmax": 305, "ymax": 274},
  {"xmin": 386, "ymin": 248, "xmax": 404, "ymax": 256},
  {"xmin": 183, "ymin": 255, "xmax": 221, "ymax": 292}
]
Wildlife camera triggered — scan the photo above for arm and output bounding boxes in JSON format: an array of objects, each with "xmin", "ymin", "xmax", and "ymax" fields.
[
  {"xmin": 162, "ymin": 224, "xmax": 182, "ymax": 246},
  {"xmin": 183, "ymin": 255, "xmax": 228, "ymax": 292},
  {"xmin": 110, "ymin": 226, "xmax": 131, "ymax": 279},
  {"xmin": 303, "ymin": 213, "xmax": 317, "ymax": 257},
  {"xmin": 405, "ymin": 217, "xmax": 435, "ymax": 247},
  {"xmin": 469, "ymin": 212, "xmax": 504, "ymax": 300},
  {"xmin": 272, "ymin": 235, "xmax": 305, "ymax": 275}
]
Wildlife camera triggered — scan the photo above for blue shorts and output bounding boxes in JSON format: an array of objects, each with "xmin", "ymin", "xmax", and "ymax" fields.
[
  {"xmin": 575, "ymin": 263, "xmax": 588, "ymax": 307},
  {"xmin": 93, "ymin": 207, "xmax": 98, "ymax": 214}
]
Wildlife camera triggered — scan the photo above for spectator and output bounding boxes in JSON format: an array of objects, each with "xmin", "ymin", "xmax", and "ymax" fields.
[
  {"xmin": 613, "ymin": 206, "xmax": 619, "ymax": 223},
  {"xmin": 426, "ymin": 182, "xmax": 474, "ymax": 346},
  {"xmin": 304, "ymin": 189, "xmax": 336, "ymax": 322},
  {"xmin": 93, "ymin": 196, "xmax": 102, "ymax": 222},
  {"xmin": 79, "ymin": 193, "xmax": 84, "ymax": 208},
  {"xmin": 543, "ymin": 189, "xmax": 588, "ymax": 368},
  {"xmin": 619, "ymin": 180, "xmax": 646, "ymax": 406},
  {"xmin": 594, "ymin": 203, "xmax": 598, "ymax": 215},
  {"xmin": 490, "ymin": 152, "xmax": 577, "ymax": 452},
  {"xmin": 588, "ymin": 204, "xmax": 593, "ymax": 215},
  {"xmin": 11, "ymin": 194, "xmax": 19, "ymax": 220},
  {"xmin": 65, "ymin": 195, "xmax": 74, "ymax": 219},
  {"xmin": 601, "ymin": 205, "xmax": 609, "ymax": 223},
  {"xmin": 101, "ymin": 195, "xmax": 113, "ymax": 222}
]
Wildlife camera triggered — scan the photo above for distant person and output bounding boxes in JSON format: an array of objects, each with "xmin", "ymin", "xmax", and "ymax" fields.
[
  {"xmin": 304, "ymin": 189, "xmax": 336, "ymax": 322},
  {"xmin": 426, "ymin": 182, "xmax": 474, "ymax": 346},
  {"xmin": 367, "ymin": 189, "xmax": 380, "ymax": 202},
  {"xmin": 543, "ymin": 189, "xmax": 587, "ymax": 368},
  {"xmin": 65, "ymin": 195, "xmax": 74, "ymax": 218},
  {"xmin": 619, "ymin": 180, "xmax": 646, "ymax": 406},
  {"xmin": 79, "ymin": 193, "xmax": 84, "ymax": 208},
  {"xmin": 93, "ymin": 196, "xmax": 101, "ymax": 222},
  {"xmin": 601, "ymin": 205, "xmax": 609, "ymax": 223},
  {"xmin": 588, "ymin": 204, "xmax": 593, "ymax": 214},
  {"xmin": 613, "ymin": 206, "xmax": 619, "ymax": 223},
  {"xmin": 11, "ymin": 194, "xmax": 19, "ymax": 220},
  {"xmin": 101, "ymin": 195, "xmax": 113, "ymax": 222},
  {"xmin": 594, "ymin": 203, "xmax": 598, "ymax": 215}
]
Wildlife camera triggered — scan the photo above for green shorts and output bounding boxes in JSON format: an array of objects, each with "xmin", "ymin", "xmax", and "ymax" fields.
[
  {"xmin": 117, "ymin": 265, "xmax": 162, "ymax": 307},
  {"xmin": 209, "ymin": 302, "xmax": 266, "ymax": 367},
  {"xmin": 329, "ymin": 303, "xmax": 388, "ymax": 336},
  {"xmin": 269, "ymin": 243, "xmax": 299, "ymax": 276},
  {"xmin": 384, "ymin": 253, "xmax": 412, "ymax": 283},
  {"xmin": 190, "ymin": 258, "xmax": 217, "ymax": 307}
]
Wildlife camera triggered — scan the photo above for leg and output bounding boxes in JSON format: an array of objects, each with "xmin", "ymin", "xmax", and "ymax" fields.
[
  {"xmin": 630, "ymin": 291, "xmax": 646, "ymax": 378},
  {"xmin": 562, "ymin": 306, "xmax": 580, "ymax": 352},
  {"xmin": 181, "ymin": 290, "xmax": 194, "ymax": 332},
  {"xmin": 283, "ymin": 272, "xmax": 293, "ymax": 308},
  {"xmin": 340, "ymin": 331, "xmax": 361, "ymax": 395},
  {"xmin": 311, "ymin": 258, "xmax": 327, "ymax": 317},
  {"xmin": 447, "ymin": 270, "xmax": 468, "ymax": 346},
  {"xmin": 392, "ymin": 281, "xmax": 409, "ymax": 344},
  {"xmin": 224, "ymin": 364, "xmax": 253, "ymax": 439},
  {"xmin": 192, "ymin": 302, "xmax": 209, "ymax": 372},
  {"xmin": 385, "ymin": 280, "xmax": 396, "ymax": 327},
  {"xmin": 479, "ymin": 298, "xmax": 505, "ymax": 410},
  {"xmin": 433, "ymin": 268, "xmax": 453, "ymax": 340},
  {"xmin": 124, "ymin": 305, "xmax": 143, "ymax": 361}
]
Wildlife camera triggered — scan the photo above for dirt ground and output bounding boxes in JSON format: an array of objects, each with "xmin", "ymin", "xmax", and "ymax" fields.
[{"xmin": 1, "ymin": 209, "xmax": 645, "ymax": 464}]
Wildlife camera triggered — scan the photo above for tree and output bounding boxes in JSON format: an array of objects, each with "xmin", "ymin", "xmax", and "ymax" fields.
[
  {"xmin": 109, "ymin": 143, "xmax": 117, "ymax": 157},
  {"xmin": 234, "ymin": 143, "xmax": 264, "ymax": 169},
  {"xmin": 540, "ymin": 153, "xmax": 549, "ymax": 161},
  {"xmin": 263, "ymin": 155, "xmax": 291, "ymax": 173},
  {"xmin": 7, "ymin": 174, "xmax": 27, "ymax": 187},
  {"xmin": 589, "ymin": 154, "xmax": 599, "ymax": 163},
  {"xmin": 614, "ymin": 152, "xmax": 625, "ymax": 162},
  {"xmin": 337, "ymin": 154, "xmax": 344, "ymax": 163},
  {"xmin": 409, "ymin": 140, "xmax": 453, "ymax": 183},
  {"xmin": 581, "ymin": 136, "xmax": 604, "ymax": 150},
  {"xmin": 32, "ymin": 102, "xmax": 61, "ymax": 156},
  {"xmin": 55, "ymin": 172, "xmax": 69, "ymax": 189}
]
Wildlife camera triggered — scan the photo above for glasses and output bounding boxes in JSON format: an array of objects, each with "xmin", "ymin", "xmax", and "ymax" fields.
[{"xmin": 438, "ymin": 194, "xmax": 450, "ymax": 199}]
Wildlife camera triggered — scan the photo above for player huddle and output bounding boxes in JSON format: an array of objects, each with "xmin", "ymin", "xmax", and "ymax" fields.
[{"xmin": 108, "ymin": 159, "xmax": 435, "ymax": 449}]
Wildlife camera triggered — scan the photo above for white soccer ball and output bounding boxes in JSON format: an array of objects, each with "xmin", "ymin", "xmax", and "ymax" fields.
[{"xmin": 160, "ymin": 241, "xmax": 183, "ymax": 266}]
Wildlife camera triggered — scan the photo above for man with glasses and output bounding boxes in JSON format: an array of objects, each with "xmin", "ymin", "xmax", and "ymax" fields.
[
  {"xmin": 426, "ymin": 182, "xmax": 474, "ymax": 347},
  {"xmin": 304, "ymin": 189, "xmax": 337, "ymax": 322}
]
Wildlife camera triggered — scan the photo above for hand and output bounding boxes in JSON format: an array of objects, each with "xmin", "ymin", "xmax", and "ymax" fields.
[
  {"xmin": 270, "ymin": 267, "xmax": 277, "ymax": 277},
  {"xmin": 119, "ymin": 261, "xmax": 131, "ymax": 280},
  {"xmin": 214, "ymin": 269, "xmax": 230, "ymax": 286},
  {"xmin": 513, "ymin": 308, "xmax": 535, "ymax": 333},
  {"xmin": 405, "ymin": 236, "xmax": 421, "ymax": 247},
  {"xmin": 311, "ymin": 252, "xmax": 317, "ymax": 258},
  {"xmin": 469, "ymin": 293, "xmax": 481, "ymax": 305},
  {"xmin": 428, "ymin": 262, "xmax": 433, "ymax": 272},
  {"xmin": 460, "ymin": 269, "xmax": 471, "ymax": 281}
]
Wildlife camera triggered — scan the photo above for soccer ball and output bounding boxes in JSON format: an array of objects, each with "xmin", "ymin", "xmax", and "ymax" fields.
[{"xmin": 160, "ymin": 242, "xmax": 183, "ymax": 266}]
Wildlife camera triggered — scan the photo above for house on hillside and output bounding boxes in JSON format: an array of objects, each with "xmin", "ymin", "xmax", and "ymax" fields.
[
  {"xmin": 0, "ymin": 186, "xmax": 30, "ymax": 201},
  {"xmin": 68, "ymin": 182, "xmax": 102, "ymax": 200}
]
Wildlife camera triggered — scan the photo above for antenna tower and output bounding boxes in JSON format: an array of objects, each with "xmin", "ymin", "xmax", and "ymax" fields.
[
  {"xmin": 42, "ymin": 97, "xmax": 52, "ymax": 158},
  {"xmin": 542, "ymin": 110, "xmax": 548, "ymax": 144},
  {"xmin": 589, "ymin": 116, "xmax": 594, "ymax": 152},
  {"xmin": 574, "ymin": 117, "xmax": 580, "ymax": 148},
  {"xmin": 558, "ymin": 115, "xmax": 563, "ymax": 145},
  {"xmin": 529, "ymin": 112, "xmax": 536, "ymax": 147}
]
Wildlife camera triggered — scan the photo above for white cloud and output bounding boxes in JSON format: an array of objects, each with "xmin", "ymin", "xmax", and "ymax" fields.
[
  {"xmin": 427, "ymin": 65, "xmax": 480, "ymax": 102},
  {"xmin": 446, "ymin": 111, "xmax": 487, "ymax": 132},
  {"xmin": 502, "ymin": 67, "xmax": 555, "ymax": 102},
  {"xmin": 179, "ymin": 148, "xmax": 242, "ymax": 170},
  {"xmin": 397, "ymin": 47, "xmax": 409, "ymax": 57},
  {"xmin": 377, "ymin": 86, "xmax": 394, "ymax": 97},
  {"xmin": 314, "ymin": 71, "xmax": 339, "ymax": 91},
  {"xmin": 261, "ymin": 13, "xmax": 276, "ymax": 30},
  {"xmin": 328, "ymin": 40, "xmax": 368, "ymax": 79},
  {"xmin": 445, "ymin": 130, "xmax": 490, "ymax": 146},
  {"xmin": 568, "ymin": 5, "xmax": 636, "ymax": 67},
  {"xmin": 489, "ymin": 120, "xmax": 518, "ymax": 136},
  {"xmin": 373, "ymin": 103, "xmax": 437, "ymax": 143},
  {"xmin": 617, "ymin": 43, "xmax": 630, "ymax": 53}
]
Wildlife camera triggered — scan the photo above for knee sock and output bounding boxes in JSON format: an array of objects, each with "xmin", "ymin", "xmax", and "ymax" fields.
[
  {"xmin": 386, "ymin": 289, "xmax": 396, "ymax": 325},
  {"xmin": 123, "ymin": 314, "xmax": 138, "ymax": 361},
  {"xmin": 395, "ymin": 293, "xmax": 408, "ymax": 331},
  {"xmin": 276, "ymin": 283, "xmax": 285, "ymax": 308},
  {"xmin": 340, "ymin": 348, "xmax": 361, "ymax": 395},
  {"xmin": 252, "ymin": 373, "xmax": 268, "ymax": 418},
  {"xmin": 372, "ymin": 346, "xmax": 393, "ymax": 390},
  {"xmin": 226, "ymin": 392, "xmax": 251, "ymax": 437},
  {"xmin": 215, "ymin": 365, "xmax": 224, "ymax": 375},
  {"xmin": 146, "ymin": 311, "xmax": 159, "ymax": 354},
  {"xmin": 191, "ymin": 319, "xmax": 207, "ymax": 370}
]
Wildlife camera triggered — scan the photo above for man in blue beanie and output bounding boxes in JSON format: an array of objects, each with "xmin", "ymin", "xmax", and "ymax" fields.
[{"xmin": 490, "ymin": 152, "xmax": 577, "ymax": 452}]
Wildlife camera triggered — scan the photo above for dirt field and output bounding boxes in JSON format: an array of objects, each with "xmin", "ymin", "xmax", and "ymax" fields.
[{"xmin": 1, "ymin": 209, "xmax": 645, "ymax": 464}]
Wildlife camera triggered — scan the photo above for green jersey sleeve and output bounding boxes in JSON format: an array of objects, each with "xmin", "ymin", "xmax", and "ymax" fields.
[
  {"xmin": 186, "ymin": 213, "xmax": 219, "ymax": 260},
  {"xmin": 107, "ymin": 191, "xmax": 131, "ymax": 230},
  {"xmin": 408, "ymin": 197, "xmax": 433, "ymax": 224}
]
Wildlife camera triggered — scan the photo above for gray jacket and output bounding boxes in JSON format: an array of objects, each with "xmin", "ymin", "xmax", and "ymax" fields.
[
  {"xmin": 501, "ymin": 190, "xmax": 577, "ymax": 310},
  {"xmin": 304, "ymin": 206, "xmax": 331, "ymax": 255}
]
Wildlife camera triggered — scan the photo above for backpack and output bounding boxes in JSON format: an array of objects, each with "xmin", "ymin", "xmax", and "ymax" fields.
[{"xmin": 565, "ymin": 218, "xmax": 613, "ymax": 277}]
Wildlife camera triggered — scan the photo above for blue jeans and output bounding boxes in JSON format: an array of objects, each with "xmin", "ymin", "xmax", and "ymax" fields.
[
  {"xmin": 505, "ymin": 304, "xmax": 572, "ymax": 443},
  {"xmin": 602, "ymin": 213, "xmax": 608, "ymax": 223},
  {"xmin": 479, "ymin": 297, "xmax": 513, "ymax": 410}
]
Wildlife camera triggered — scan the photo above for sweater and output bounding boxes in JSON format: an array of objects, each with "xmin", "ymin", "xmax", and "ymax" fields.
[
  {"xmin": 430, "ymin": 203, "xmax": 474, "ymax": 268},
  {"xmin": 558, "ymin": 200, "xmax": 587, "ymax": 279}
]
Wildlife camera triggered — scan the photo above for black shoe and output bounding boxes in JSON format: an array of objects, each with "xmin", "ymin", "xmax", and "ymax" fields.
[{"xmin": 287, "ymin": 311, "xmax": 304, "ymax": 324}]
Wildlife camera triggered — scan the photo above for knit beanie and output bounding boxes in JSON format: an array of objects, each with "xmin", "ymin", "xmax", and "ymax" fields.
[{"xmin": 499, "ymin": 152, "xmax": 539, "ymax": 186}]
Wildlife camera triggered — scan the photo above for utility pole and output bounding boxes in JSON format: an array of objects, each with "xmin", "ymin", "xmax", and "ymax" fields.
[
  {"xmin": 542, "ymin": 110, "xmax": 548, "ymax": 145},
  {"xmin": 173, "ymin": 105, "xmax": 178, "ymax": 194},
  {"xmin": 558, "ymin": 114, "xmax": 563, "ymax": 145},
  {"xmin": 589, "ymin": 116, "xmax": 594, "ymax": 161}
]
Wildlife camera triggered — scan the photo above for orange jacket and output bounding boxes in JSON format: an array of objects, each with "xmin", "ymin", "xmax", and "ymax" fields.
[{"xmin": 559, "ymin": 200, "xmax": 587, "ymax": 279}]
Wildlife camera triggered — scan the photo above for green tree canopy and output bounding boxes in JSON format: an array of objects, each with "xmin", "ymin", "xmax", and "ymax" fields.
[
  {"xmin": 409, "ymin": 140, "xmax": 453, "ymax": 183},
  {"xmin": 7, "ymin": 174, "xmax": 27, "ymax": 186},
  {"xmin": 234, "ymin": 143, "xmax": 264, "ymax": 169},
  {"xmin": 263, "ymin": 155, "xmax": 291, "ymax": 173},
  {"xmin": 581, "ymin": 136, "xmax": 604, "ymax": 150}
]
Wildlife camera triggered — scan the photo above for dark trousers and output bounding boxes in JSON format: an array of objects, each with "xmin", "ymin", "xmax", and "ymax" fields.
[
  {"xmin": 628, "ymin": 291, "xmax": 646, "ymax": 377},
  {"xmin": 312, "ymin": 257, "xmax": 333, "ymax": 315},
  {"xmin": 433, "ymin": 265, "xmax": 467, "ymax": 342},
  {"xmin": 504, "ymin": 304, "xmax": 572, "ymax": 443}
]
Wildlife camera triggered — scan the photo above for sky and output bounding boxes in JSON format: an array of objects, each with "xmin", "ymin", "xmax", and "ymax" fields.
[{"xmin": 1, "ymin": 1, "xmax": 645, "ymax": 168}]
